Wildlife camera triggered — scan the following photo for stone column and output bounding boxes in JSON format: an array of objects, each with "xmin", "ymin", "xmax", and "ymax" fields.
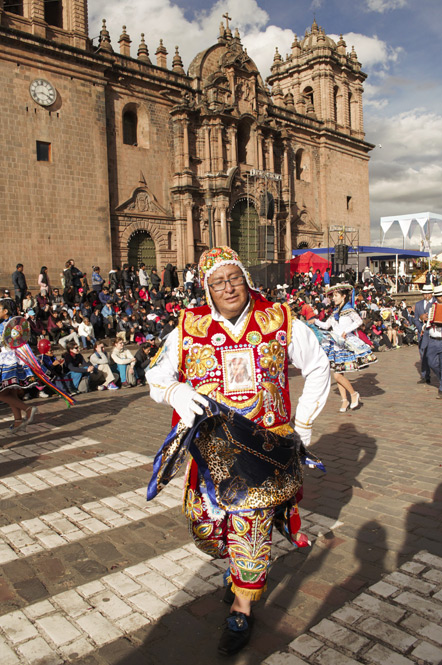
[
  {"xmin": 283, "ymin": 140, "xmax": 290, "ymax": 192},
  {"xmin": 229, "ymin": 126, "xmax": 237, "ymax": 166},
  {"xmin": 30, "ymin": 0, "xmax": 46, "ymax": 37},
  {"xmin": 183, "ymin": 119, "xmax": 190, "ymax": 169},
  {"xmin": 204, "ymin": 122, "xmax": 211, "ymax": 173},
  {"xmin": 219, "ymin": 203, "xmax": 228, "ymax": 245},
  {"xmin": 217, "ymin": 122, "xmax": 224, "ymax": 172},
  {"xmin": 285, "ymin": 215, "xmax": 292, "ymax": 260},
  {"xmin": 185, "ymin": 199, "xmax": 195, "ymax": 264},
  {"xmin": 268, "ymin": 136, "xmax": 275, "ymax": 173},
  {"xmin": 257, "ymin": 129, "xmax": 263, "ymax": 170}
]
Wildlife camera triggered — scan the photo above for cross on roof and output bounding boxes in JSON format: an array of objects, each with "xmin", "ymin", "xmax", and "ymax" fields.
[{"xmin": 223, "ymin": 13, "xmax": 232, "ymax": 29}]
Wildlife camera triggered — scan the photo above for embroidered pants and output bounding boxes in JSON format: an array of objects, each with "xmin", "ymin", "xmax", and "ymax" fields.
[{"xmin": 186, "ymin": 484, "xmax": 274, "ymax": 601}]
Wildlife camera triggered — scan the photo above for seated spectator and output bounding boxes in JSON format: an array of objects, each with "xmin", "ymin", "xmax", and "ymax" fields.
[
  {"xmin": 57, "ymin": 311, "xmax": 80, "ymax": 349},
  {"xmin": 91, "ymin": 307, "xmax": 105, "ymax": 340},
  {"xmin": 138, "ymin": 286, "xmax": 149, "ymax": 302},
  {"xmin": 36, "ymin": 292, "xmax": 49, "ymax": 311},
  {"xmin": 91, "ymin": 266, "xmax": 104, "ymax": 293},
  {"xmin": 78, "ymin": 317, "xmax": 96, "ymax": 349},
  {"xmin": 160, "ymin": 317, "xmax": 176, "ymax": 340},
  {"xmin": 89, "ymin": 341, "xmax": 119, "ymax": 390},
  {"xmin": 22, "ymin": 291, "xmax": 36, "ymax": 313},
  {"xmin": 80, "ymin": 300, "xmax": 92, "ymax": 319},
  {"xmin": 63, "ymin": 341, "xmax": 101, "ymax": 393},
  {"xmin": 27, "ymin": 309, "xmax": 46, "ymax": 344},
  {"xmin": 134, "ymin": 338, "xmax": 156, "ymax": 384},
  {"xmin": 50, "ymin": 287, "xmax": 64, "ymax": 310},
  {"xmin": 116, "ymin": 313, "xmax": 134, "ymax": 342},
  {"xmin": 370, "ymin": 318, "xmax": 392, "ymax": 351},
  {"xmin": 99, "ymin": 286, "xmax": 111, "ymax": 306},
  {"xmin": 101, "ymin": 302, "xmax": 114, "ymax": 338},
  {"xmin": 111, "ymin": 339, "xmax": 136, "ymax": 388},
  {"xmin": 46, "ymin": 310, "xmax": 62, "ymax": 344},
  {"xmin": 38, "ymin": 339, "xmax": 75, "ymax": 395}
]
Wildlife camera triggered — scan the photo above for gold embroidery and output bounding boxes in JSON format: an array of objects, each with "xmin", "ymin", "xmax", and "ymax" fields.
[
  {"xmin": 184, "ymin": 312, "xmax": 212, "ymax": 338},
  {"xmin": 216, "ymin": 391, "xmax": 263, "ymax": 420},
  {"xmin": 269, "ymin": 423, "xmax": 294, "ymax": 436},
  {"xmin": 259, "ymin": 341, "xmax": 285, "ymax": 377},
  {"xmin": 255, "ymin": 303, "xmax": 284, "ymax": 335},
  {"xmin": 283, "ymin": 303, "xmax": 292, "ymax": 346},
  {"xmin": 185, "ymin": 344, "xmax": 217, "ymax": 379},
  {"xmin": 262, "ymin": 382, "xmax": 287, "ymax": 418},
  {"xmin": 196, "ymin": 382, "xmax": 219, "ymax": 396}
]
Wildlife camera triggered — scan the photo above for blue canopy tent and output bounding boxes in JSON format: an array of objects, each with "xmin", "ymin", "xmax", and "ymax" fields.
[{"xmin": 291, "ymin": 246, "xmax": 430, "ymax": 292}]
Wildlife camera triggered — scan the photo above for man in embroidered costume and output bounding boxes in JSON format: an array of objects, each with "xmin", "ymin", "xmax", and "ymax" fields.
[{"xmin": 146, "ymin": 246, "xmax": 330, "ymax": 655}]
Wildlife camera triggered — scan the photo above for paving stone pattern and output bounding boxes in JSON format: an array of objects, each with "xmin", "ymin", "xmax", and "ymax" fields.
[
  {"xmin": 0, "ymin": 346, "xmax": 439, "ymax": 665},
  {"xmin": 264, "ymin": 551, "xmax": 442, "ymax": 665}
]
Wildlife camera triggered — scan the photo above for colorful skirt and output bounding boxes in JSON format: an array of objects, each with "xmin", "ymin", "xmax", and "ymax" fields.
[
  {"xmin": 318, "ymin": 331, "xmax": 377, "ymax": 374},
  {"xmin": 0, "ymin": 348, "xmax": 37, "ymax": 392}
]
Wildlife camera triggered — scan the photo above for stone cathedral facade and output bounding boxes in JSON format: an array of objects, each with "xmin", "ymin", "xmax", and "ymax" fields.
[{"xmin": 0, "ymin": 0, "xmax": 373, "ymax": 284}]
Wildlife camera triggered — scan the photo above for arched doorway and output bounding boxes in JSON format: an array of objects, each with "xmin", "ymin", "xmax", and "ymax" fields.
[
  {"xmin": 127, "ymin": 230, "xmax": 156, "ymax": 270},
  {"xmin": 230, "ymin": 198, "xmax": 259, "ymax": 266}
]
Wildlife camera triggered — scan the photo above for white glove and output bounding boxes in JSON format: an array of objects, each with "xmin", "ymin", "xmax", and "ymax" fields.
[
  {"xmin": 294, "ymin": 426, "xmax": 312, "ymax": 448},
  {"xmin": 167, "ymin": 383, "xmax": 209, "ymax": 428}
]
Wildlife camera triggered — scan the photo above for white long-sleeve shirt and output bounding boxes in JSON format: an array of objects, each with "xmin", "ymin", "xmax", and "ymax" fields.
[
  {"xmin": 146, "ymin": 304, "xmax": 330, "ymax": 444},
  {"xmin": 78, "ymin": 321, "xmax": 94, "ymax": 338},
  {"xmin": 314, "ymin": 308, "xmax": 362, "ymax": 338}
]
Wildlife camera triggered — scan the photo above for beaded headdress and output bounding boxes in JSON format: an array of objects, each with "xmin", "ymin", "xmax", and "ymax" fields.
[{"xmin": 198, "ymin": 246, "xmax": 255, "ymax": 308}]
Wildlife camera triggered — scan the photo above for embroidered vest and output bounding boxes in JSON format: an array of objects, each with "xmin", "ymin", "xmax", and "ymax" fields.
[{"xmin": 177, "ymin": 298, "xmax": 292, "ymax": 430}]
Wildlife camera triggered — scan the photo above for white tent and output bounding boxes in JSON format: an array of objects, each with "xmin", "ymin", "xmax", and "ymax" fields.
[{"xmin": 380, "ymin": 212, "xmax": 442, "ymax": 254}]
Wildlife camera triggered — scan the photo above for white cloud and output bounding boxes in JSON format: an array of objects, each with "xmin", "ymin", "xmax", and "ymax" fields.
[
  {"xmin": 329, "ymin": 32, "xmax": 402, "ymax": 70},
  {"xmin": 365, "ymin": 0, "xmax": 407, "ymax": 13},
  {"xmin": 89, "ymin": 0, "xmax": 270, "ymax": 69},
  {"xmin": 368, "ymin": 110, "xmax": 442, "ymax": 250},
  {"xmin": 242, "ymin": 26, "xmax": 294, "ymax": 77}
]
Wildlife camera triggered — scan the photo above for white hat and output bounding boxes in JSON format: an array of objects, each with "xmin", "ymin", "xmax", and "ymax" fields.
[
  {"xmin": 283, "ymin": 284, "xmax": 289, "ymax": 289},
  {"xmin": 422, "ymin": 284, "xmax": 434, "ymax": 293},
  {"xmin": 433, "ymin": 284, "xmax": 442, "ymax": 297}
]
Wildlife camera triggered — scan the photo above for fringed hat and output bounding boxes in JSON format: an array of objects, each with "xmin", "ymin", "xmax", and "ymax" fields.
[
  {"xmin": 325, "ymin": 282, "xmax": 354, "ymax": 294},
  {"xmin": 198, "ymin": 246, "xmax": 256, "ymax": 309}
]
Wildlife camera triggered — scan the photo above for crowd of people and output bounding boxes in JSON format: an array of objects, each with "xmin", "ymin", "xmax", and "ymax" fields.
[{"xmin": 3, "ymin": 258, "xmax": 441, "ymax": 404}]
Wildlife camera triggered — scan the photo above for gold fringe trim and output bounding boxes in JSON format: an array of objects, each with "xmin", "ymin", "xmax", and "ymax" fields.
[{"xmin": 231, "ymin": 581, "xmax": 267, "ymax": 601}]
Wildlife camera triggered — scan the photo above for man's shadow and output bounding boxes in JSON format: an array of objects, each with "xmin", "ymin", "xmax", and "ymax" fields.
[
  {"xmin": 111, "ymin": 424, "xmax": 378, "ymax": 665},
  {"xmin": 257, "ymin": 424, "xmax": 377, "ymax": 646},
  {"xmin": 397, "ymin": 482, "xmax": 442, "ymax": 566}
]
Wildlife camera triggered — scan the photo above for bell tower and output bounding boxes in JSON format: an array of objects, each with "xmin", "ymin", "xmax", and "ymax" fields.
[
  {"xmin": 0, "ymin": 0, "xmax": 89, "ymax": 50},
  {"xmin": 267, "ymin": 20, "xmax": 366, "ymax": 140}
]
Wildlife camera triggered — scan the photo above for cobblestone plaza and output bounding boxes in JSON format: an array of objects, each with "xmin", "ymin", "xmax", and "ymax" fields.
[{"xmin": 0, "ymin": 346, "xmax": 440, "ymax": 664}]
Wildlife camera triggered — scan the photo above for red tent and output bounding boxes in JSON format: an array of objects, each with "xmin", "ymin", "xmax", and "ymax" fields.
[{"xmin": 288, "ymin": 251, "xmax": 331, "ymax": 277}]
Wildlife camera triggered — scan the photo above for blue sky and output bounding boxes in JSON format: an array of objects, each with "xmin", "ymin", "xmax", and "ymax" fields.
[{"xmin": 90, "ymin": 0, "xmax": 442, "ymax": 252}]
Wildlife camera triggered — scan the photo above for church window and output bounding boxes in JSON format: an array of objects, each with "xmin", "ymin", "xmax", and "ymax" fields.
[
  {"xmin": 123, "ymin": 109, "xmax": 138, "ymax": 145},
  {"xmin": 36, "ymin": 141, "xmax": 51, "ymax": 162},
  {"xmin": 348, "ymin": 92, "xmax": 352, "ymax": 128},
  {"xmin": 303, "ymin": 86, "xmax": 314, "ymax": 109},
  {"xmin": 295, "ymin": 149, "xmax": 303, "ymax": 180},
  {"xmin": 298, "ymin": 241, "xmax": 309, "ymax": 249},
  {"xmin": 333, "ymin": 86, "xmax": 339, "ymax": 123},
  {"xmin": 45, "ymin": 0, "xmax": 63, "ymax": 28},
  {"xmin": 347, "ymin": 196, "xmax": 353, "ymax": 211},
  {"xmin": 4, "ymin": 0, "xmax": 23, "ymax": 16},
  {"xmin": 167, "ymin": 231, "xmax": 172, "ymax": 250},
  {"xmin": 237, "ymin": 119, "xmax": 251, "ymax": 165}
]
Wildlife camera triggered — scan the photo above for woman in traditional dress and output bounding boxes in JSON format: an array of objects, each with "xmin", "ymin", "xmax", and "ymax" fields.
[
  {"xmin": 0, "ymin": 299, "xmax": 38, "ymax": 433},
  {"xmin": 314, "ymin": 283, "xmax": 377, "ymax": 412}
]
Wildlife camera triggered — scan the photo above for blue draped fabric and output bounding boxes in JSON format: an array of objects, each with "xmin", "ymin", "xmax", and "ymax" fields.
[{"xmin": 147, "ymin": 397, "xmax": 325, "ymax": 512}]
